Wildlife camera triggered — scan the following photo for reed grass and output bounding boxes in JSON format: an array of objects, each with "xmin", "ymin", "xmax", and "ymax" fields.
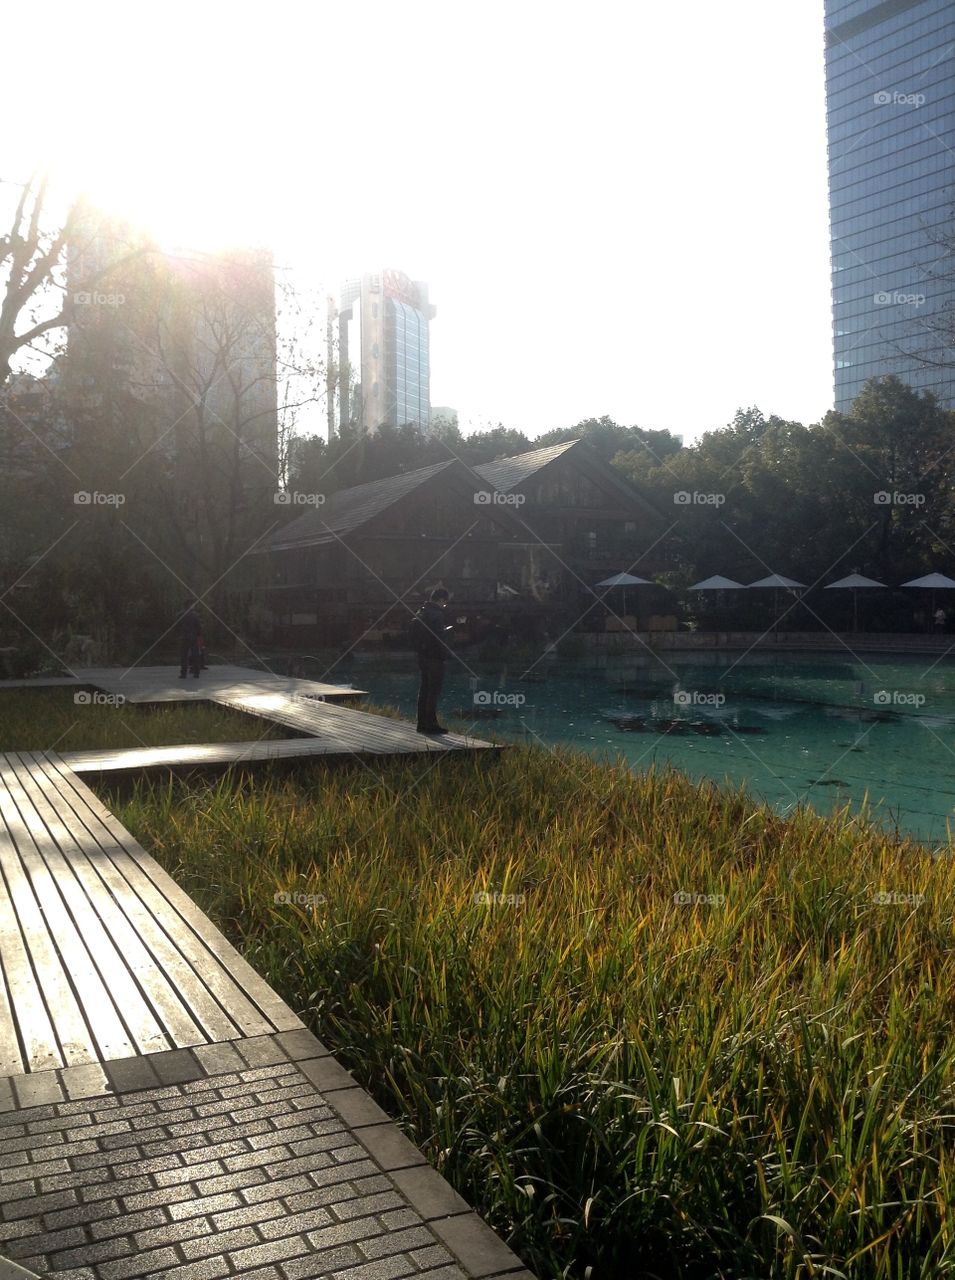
[
  {"xmin": 107, "ymin": 745, "xmax": 955, "ymax": 1279},
  {"xmin": 0, "ymin": 688, "xmax": 287, "ymax": 752}
]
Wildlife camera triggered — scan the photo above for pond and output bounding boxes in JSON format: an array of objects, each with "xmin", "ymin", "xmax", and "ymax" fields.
[{"xmin": 320, "ymin": 648, "xmax": 955, "ymax": 846}]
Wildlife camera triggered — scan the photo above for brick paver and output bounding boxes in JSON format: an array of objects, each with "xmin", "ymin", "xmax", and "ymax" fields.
[{"xmin": 0, "ymin": 1039, "xmax": 531, "ymax": 1279}]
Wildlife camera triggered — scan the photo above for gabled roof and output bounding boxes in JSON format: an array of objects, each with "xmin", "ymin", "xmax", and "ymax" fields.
[
  {"xmin": 270, "ymin": 459, "xmax": 459, "ymax": 550},
  {"xmin": 474, "ymin": 440, "xmax": 578, "ymax": 493},
  {"xmin": 475, "ymin": 437, "xmax": 664, "ymax": 518}
]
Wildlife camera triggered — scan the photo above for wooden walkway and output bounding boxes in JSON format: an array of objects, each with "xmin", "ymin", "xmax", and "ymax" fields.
[
  {"xmin": 0, "ymin": 668, "xmax": 494, "ymax": 1070},
  {"xmin": 71, "ymin": 663, "xmax": 366, "ymax": 703},
  {"xmin": 0, "ymin": 751, "xmax": 302, "ymax": 1076},
  {"xmin": 0, "ymin": 748, "xmax": 530, "ymax": 1280},
  {"xmin": 214, "ymin": 690, "xmax": 491, "ymax": 757},
  {"xmin": 2, "ymin": 665, "xmax": 494, "ymax": 771},
  {"xmin": 0, "ymin": 674, "xmax": 527, "ymax": 1280},
  {"xmin": 63, "ymin": 730, "xmax": 487, "ymax": 776}
]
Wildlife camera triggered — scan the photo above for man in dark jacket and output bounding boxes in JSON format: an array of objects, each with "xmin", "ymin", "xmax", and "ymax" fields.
[
  {"xmin": 179, "ymin": 601, "xmax": 202, "ymax": 678},
  {"xmin": 411, "ymin": 587, "xmax": 452, "ymax": 733}
]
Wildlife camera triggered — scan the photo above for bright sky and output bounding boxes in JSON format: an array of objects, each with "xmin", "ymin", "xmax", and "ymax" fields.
[{"xmin": 6, "ymin": 0, "xmax": 833, "ymax": 443}]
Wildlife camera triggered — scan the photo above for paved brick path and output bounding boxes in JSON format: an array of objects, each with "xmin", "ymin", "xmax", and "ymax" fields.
[{"xmin": 0, "ymin": 1032, "xmax": 533, "ymax": 1280}]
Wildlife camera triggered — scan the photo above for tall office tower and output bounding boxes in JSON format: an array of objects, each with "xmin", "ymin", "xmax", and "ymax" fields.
[
  {"xmin": 331, "ymin": 269, "xmax": 435, "ymax": 434},
  {"xmin": 825, "ymin": 0, "xmax": 955, "ymax": 410}
]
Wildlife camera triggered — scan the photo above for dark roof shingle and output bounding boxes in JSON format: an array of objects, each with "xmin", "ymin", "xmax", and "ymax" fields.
[
  {"xmin": 270, "ymin": 459, "xmax": 458, "ymax": 549},
  {"xmin": 473, "ymin": 440, "xmax": 579, "ymax": 492}
]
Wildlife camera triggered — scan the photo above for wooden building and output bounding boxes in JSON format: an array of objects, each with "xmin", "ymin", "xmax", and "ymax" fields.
[
  {"xmin": 473, "ymin": 439, "xmax": 668, "ymax": 612},
  {"xmin": 266, "ymin": 458, "xmax": 545, "ymax": 645},
  {"xmin": 266, "ymin": 440, "xmax": 667, "ymax": 645}
]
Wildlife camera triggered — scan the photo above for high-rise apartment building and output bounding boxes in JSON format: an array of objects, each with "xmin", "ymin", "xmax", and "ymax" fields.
[
  {"xmin": 66, "ymin": 213, "xmax": 278, "ymax": 474},
  {"xmin": 330, "ymin": 269, "xmax": 435, "ymax": 434},
  {"xmin": 824, "ymin": 0, "xmax": 955, "ymax": 409},
  {"xmin": 63, "ymin": 213, "xmax": 280, "ymax": 590}
]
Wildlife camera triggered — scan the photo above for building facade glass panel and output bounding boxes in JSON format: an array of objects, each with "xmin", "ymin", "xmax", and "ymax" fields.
[{"xmin": 825, "ymin": 0, "xmax": 955, "ymax": 409}]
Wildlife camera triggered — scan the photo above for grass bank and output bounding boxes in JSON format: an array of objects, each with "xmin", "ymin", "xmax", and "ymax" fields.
[
  {"xmin": 106, "ymin": 746, "xmax": 955, "ymax": 1280},
  {"xmin": 0, "ymin": 688, "xmax": 287, "ymax": 752}
]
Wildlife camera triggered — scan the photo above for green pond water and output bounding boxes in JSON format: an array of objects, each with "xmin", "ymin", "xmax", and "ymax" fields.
[{"xmin": 319, "ymin": 649, "xmax": 955, "ymax": 846}]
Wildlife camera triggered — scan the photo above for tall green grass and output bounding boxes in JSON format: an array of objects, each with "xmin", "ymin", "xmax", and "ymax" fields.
[
  {"xmin": 109, "ymin": 747, "xmax": 955, "ymax": 1279},
  {"xmin": 0, "ymin": 688, "xmax": 287, "ymax": 752}
]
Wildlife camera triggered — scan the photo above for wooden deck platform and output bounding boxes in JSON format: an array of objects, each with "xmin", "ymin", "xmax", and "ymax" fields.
[
  {"xmin": 62, "ymin": 726, "xmax": 490, "ymax": 775},
  {"xmin": 70, "ymin": 663, "xmax": 366, "ymax": 703},
  {"xmin": 0, "ymin": 676, "xmax": 83, "ymax": 689},
  {"xmin": 0, "ymin": 664, "xmax": 493, "ymax": 770},
  {"xmin": 0, "ymin": 668, "xmax": 495, "ymax": 1072},
  {"xmin": 0, "ymin": 752, "xmax": 303, "ymax": 1076},
  {"xmin": 215, "ymin": 689, "xmax": 491, "ymax": 753}
]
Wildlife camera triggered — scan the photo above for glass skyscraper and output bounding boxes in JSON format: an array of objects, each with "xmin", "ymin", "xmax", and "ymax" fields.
[
  {"xmin": 825, "ymin": 0, "xmax": 955, "ymax": 409},
  {"xmin": 332, "ymin": 270, "xmax": 435, "ymax": 434}
]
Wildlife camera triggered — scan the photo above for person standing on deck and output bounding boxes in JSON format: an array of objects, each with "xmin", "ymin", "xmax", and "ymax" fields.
[
  {"xmin": 411, "ymin": 587, "xmax": 453, "ymax": 734},
  {"xmin": 178, "ymin": 600, "xmax": 202, "ymax": 678}
]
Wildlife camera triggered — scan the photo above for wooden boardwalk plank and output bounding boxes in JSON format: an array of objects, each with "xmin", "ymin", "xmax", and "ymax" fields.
[
  {"xmin": 0, "ymin": 765, "xmax": 91, "ymax": 1070},
  {"xmin": 61, "ymin": 739, "xmax": 337, "ymax": 773},
  {"xmin": 40, "ymin": 756, "xmax": 303, "ymax": 1037},
  {"xmin": 0, "ymin": 756, "xmax": 135, "ymax": 1064},
  {"xmin": 0, "ymin": 801, "xmax": 49, "ymax": 1074},
  {"xmin": 216, "ymin": 692, "xmax": 491, "ymax": 753},
  {"xmin": 0, "ymin": 676, "xmax": 82, "ymax": 688},
  {"xmin": 4, "ymin": 754, "xmax": 156, "ymax": 1060},
  {"xmin": 62, "ymin": 732, "xmax": 493, "ymax": 776},
  {"xmin": 0, "ymin": 944, "xmax": 20, "ymax": 1075},
  {"xmin": 71, "ymin": 665, "xmax": 366, "ymax": 704},
  {"xmin": 23, "ymin": 755, "xmax": 240, "ymax": 1048},
  {"xmin": 37, "ymin": 757, "xmax": 278, "ymax": 1040},
  {"xmin": 9, "ymin": 755, "xmax": 206, "ymax": 1054}
]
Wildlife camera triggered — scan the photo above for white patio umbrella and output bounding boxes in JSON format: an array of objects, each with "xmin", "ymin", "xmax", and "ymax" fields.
[
  {"xmin": 901, "ymin": 573, "xmax": 955, "ymax": 590},
  {"xmin": 748, "ymin": 574, "xmax": 806, "ymax": 589},
  {"xmin": 596, "ymin": 572, "xmax": 652, "ymax": 617},
  {"xmin": 688, "ymin": 575, "xmax": 744, "ymax": 590},
  {"xmin": 901, "ymin": 573, "xmax": 955, "ymax": 625},
  {"xmin": 824, "ymin": 572, "xmax": 885, "ymax": 633},
  {"xmin": 748, "ymin": 574, "xmax": 806, "ymax": 629}
]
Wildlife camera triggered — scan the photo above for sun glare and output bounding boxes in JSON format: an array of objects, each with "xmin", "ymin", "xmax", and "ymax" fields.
[{"xmin": 11, "ymin": 3, "xmax": 283, "ymax": 255}]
